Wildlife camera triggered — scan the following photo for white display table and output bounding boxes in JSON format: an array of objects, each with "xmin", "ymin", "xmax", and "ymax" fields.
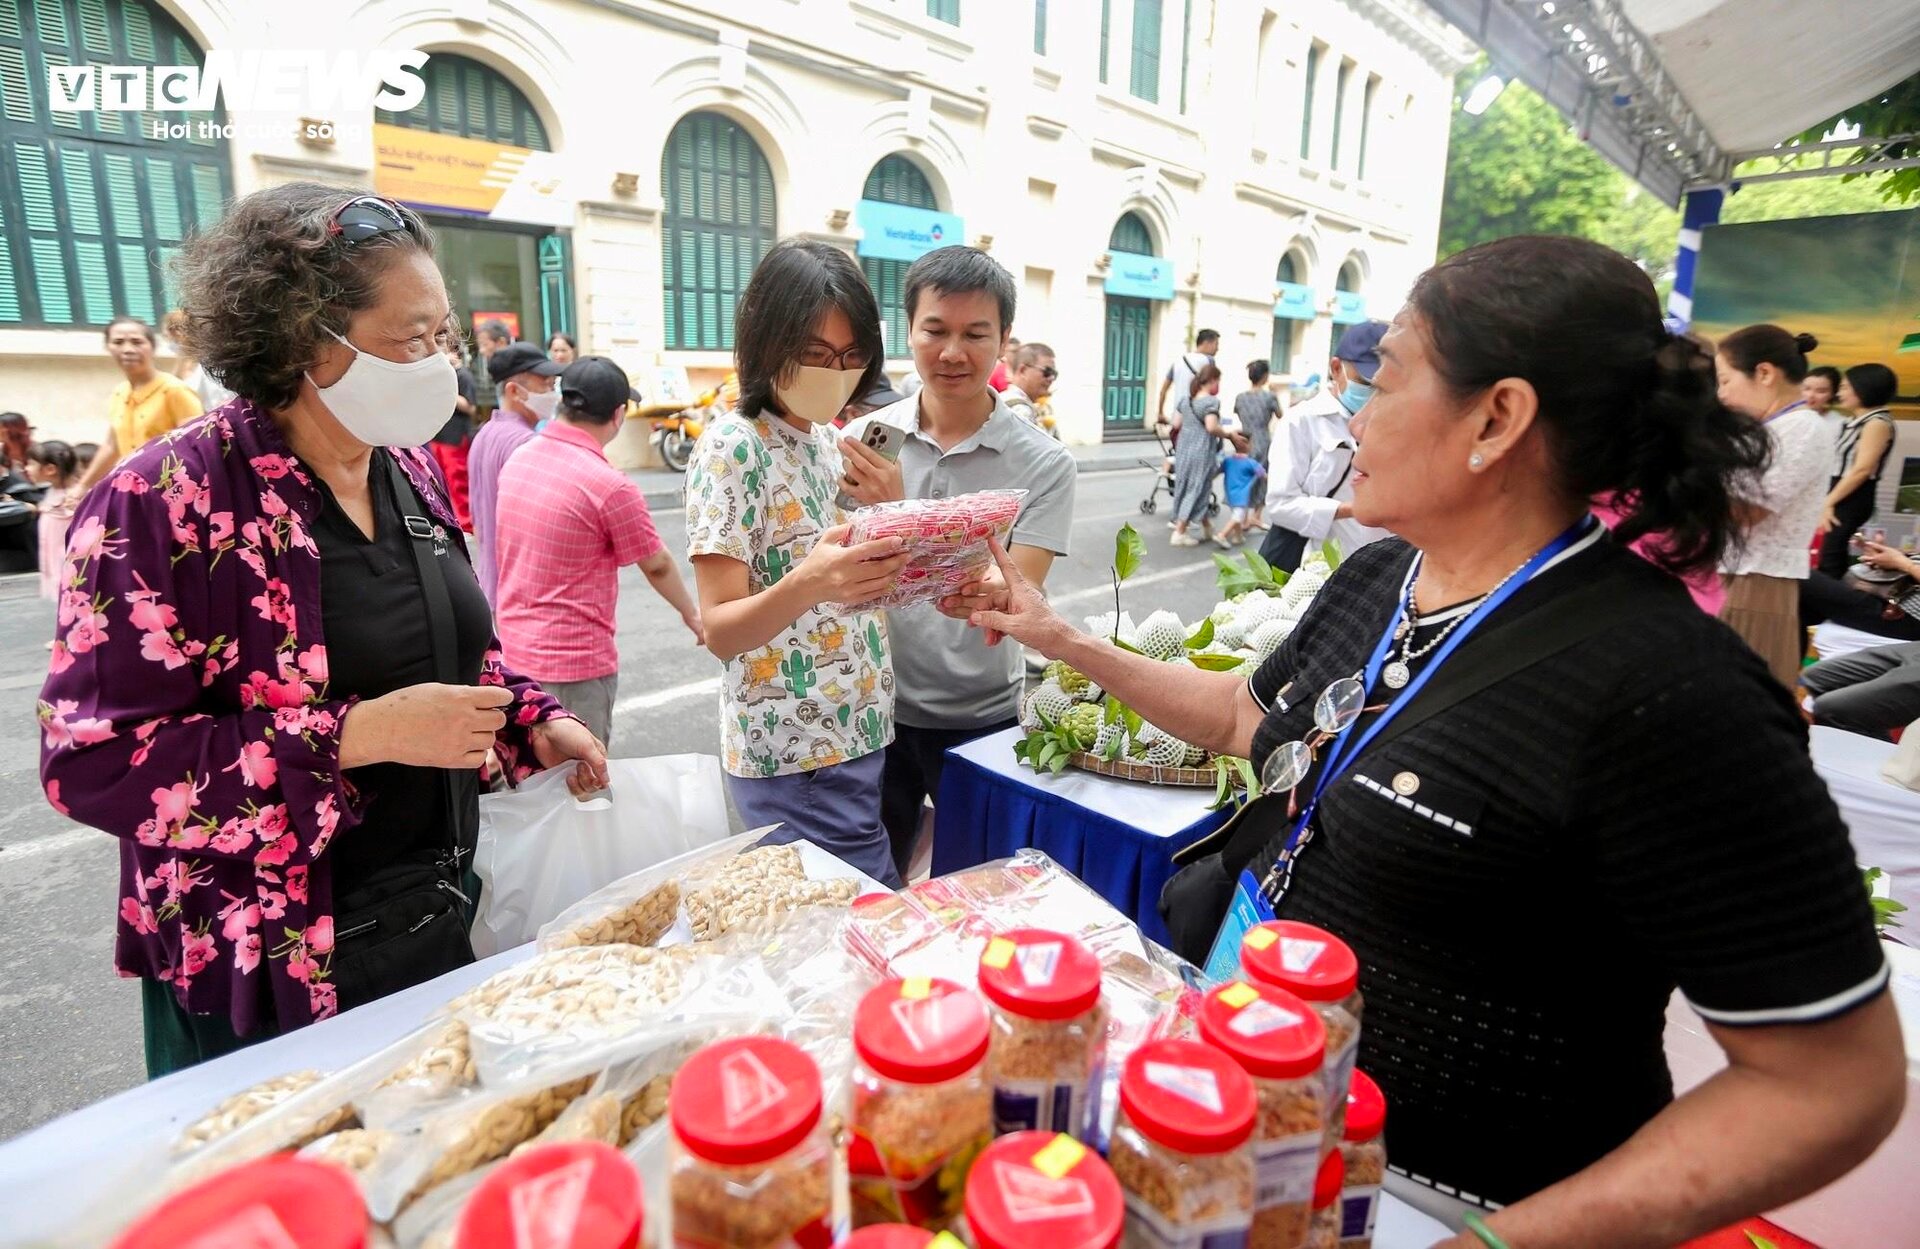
[{"xmin": 1813, "ymin": 726, "xmax": 1920, "ymax": 948}]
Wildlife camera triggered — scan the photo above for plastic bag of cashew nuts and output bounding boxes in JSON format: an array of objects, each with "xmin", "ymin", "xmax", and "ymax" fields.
[{"xmin": 534, "ymin": 827, "xmax": 773, "ymax": 951}]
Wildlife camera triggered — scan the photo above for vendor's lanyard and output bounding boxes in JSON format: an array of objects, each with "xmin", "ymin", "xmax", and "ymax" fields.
[
  {"xmin": 1762, "ymin": 399, "xmax": 1807, "ymax": 425},
  {"xmin": 1258, "ymin": 515, "xmax": 1598, "ymax": 906}
]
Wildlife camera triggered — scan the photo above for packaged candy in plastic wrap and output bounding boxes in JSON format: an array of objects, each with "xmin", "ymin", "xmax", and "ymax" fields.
[{"xmin": 835, "ymin": 489, "xmax": 1025, "ymax": 611}]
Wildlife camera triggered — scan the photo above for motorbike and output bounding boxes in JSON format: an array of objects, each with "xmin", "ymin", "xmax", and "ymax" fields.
[{"xmin": 636, "ymin": 374, "xmax": 735, "ymax": 472}]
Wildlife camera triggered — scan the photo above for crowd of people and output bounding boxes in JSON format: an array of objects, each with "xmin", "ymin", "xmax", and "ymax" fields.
[{"xmin": 17, "ymin": 182, "xmax": 1914, "ymax": 1245}]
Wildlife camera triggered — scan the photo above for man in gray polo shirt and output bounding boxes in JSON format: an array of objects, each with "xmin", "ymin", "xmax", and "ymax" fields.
[{"xmin": 843, "ymin": 247, "xmax": 1077, "ymax": 877}]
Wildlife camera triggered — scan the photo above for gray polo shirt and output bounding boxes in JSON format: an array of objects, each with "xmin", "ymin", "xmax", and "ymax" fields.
[{"xmin": 849, "ymin": 392, "xmax": 1077, "ymax": 729}]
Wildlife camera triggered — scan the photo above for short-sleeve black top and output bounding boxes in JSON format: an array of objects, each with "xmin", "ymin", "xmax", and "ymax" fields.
[{"xmin": 1240, "ymin": 530, "xmax": 1887, "ymax": 1207}]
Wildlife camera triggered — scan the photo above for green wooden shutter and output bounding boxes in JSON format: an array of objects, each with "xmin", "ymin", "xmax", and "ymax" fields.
[
  {"xmin": 1130, "ymin": 0, "xmax": 1161, "ymax": 103},
  {"xmin": 926, "ymin": 0, "xmax": 959, "ymax": 25},
  {"xmin": 0, "ymin": 0, "xmax": 231, "ymax": 328},
  {"xmin": 1098, "ymin": 0, "xmax": 1111, "ymax": 83},
  {"xmin": 393, "ymin": 54, "xmax": 550, "ymax": 150},
  {"xmin": 1034, "ymin": 0, "xmax": 1047, "ymax": 55},
  {"xmin": 1331, "ymin": 59, "xmax": 1352, "ymax": 171},
  {"xmin": 661, "ymin": 112, "xmax": 774, "ymax": 351},
  {"xmin": 860, "ymin": 155, "xmax": 938, "ymax": 358},
  {"xmin": 1301, "ymin": 44, "xmax": 1320, "ymax": 161},
  {"xmin": 1109, "ymin": 212, "xmax": 1153, "ymax": 256},
  {"xmin": 538, "ymin": 232, "xmax": 572, "ymax": 339}
]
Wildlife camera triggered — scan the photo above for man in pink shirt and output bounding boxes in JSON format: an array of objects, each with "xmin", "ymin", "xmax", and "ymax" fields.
[
  {"xmin": 494, "ymin": 357, "xmax": 703, "ymax": 746},
  {"xmin": 469, "ymin": 342, "xmax": 562, "ymax": 607}
]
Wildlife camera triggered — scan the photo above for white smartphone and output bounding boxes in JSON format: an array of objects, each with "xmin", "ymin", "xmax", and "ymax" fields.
[{"xmin": 838, "ymin": 421, "xmax": 907, "ymax": 512}]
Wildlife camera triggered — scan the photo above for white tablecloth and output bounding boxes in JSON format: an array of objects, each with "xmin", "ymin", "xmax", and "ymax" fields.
[
  {"xmin": 1813, "ymin": 726, "xmax": 1920, "ymax": 948},
  {"xmin": 1811, "ymin": 621, "xmax": 1904, "ymax": 662},
  {"xmin": 949, "ymin": 726, "xmax": 1223, "ymax": 839},
  {"xmin": 1665, "ymin": 940, "xmax": 1920, "ymax": 1249}
]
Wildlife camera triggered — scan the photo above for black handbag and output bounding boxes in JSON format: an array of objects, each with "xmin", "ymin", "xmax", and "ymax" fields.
[
  {"xmin": 1258, "ymin": 453, "xmax": 1353, "ymax": 574},
  {"xmin": 1158, "ymin": 572, "xmax": 1655, "ymax": 964},
  {"xmin": 327, "ymin": 455, "xmax": 479, "ymax": 1012}
]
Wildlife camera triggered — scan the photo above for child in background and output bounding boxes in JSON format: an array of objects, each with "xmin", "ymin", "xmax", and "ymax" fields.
[
  {"xmin": 28, "ymin": 440, "xmax": 79, "ymax": 601},
  {"xmin": 1215, "ymin": 439, "xmax": 1266, "ymax": 549}
]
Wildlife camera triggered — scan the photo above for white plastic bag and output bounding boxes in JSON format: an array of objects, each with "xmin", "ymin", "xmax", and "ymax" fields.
[{"xmin": 472, "ymin": 754, "xmax": 731, "ymax": 956}]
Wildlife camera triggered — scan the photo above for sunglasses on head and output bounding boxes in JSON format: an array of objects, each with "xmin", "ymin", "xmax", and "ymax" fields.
[{"xmin": 328, "ymin": 196, "xmax": 412, "ymax": 245}]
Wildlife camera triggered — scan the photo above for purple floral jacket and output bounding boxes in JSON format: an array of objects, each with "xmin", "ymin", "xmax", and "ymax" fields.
[{"xmin": 38, "ymin": 400, "xmax": 567, "ymax": 1035}]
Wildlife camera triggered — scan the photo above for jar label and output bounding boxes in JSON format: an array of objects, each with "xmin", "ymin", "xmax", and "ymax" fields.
[
  {"xmin": 1120, "ymin": 1189, "xmax": 1250, "ymax": 1248},
  {"xmin": 991, "ymin": 1158, "xmax": 1098, "ymax": 1222},
  {"xmin": 1143, "ymin": 1061, "xmax": 1223, "ymax": 1114},
  {"xmin": 1253, "ymin": 1129, "xmax": 1321, "ymax": 1209},
  {"xmin": 1322, "ymin": 1028, "xmax": 1360, "ymax": 1125},
  {"xmin": 992, "ymin": 1075, "xmax": 1097, "ymax": 1139},
  {"xmin": 1014, "ymin": 941, "xmax": 1063, "ymax": 987},
  {"xmin": 1279, "ymin": 937, "xmax": 1328, "ymax": 974},
  {"xmin": 1229, "ymin": 998, "xmax": 1308, "ymax": 1038},
  {"xmin": 1340, "ymin": 1185, "xmax": 1381, "ymax": 1240}
]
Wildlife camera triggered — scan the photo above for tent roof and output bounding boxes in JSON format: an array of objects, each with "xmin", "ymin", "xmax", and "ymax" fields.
[{"xmin": 1424, "ymin": 0, "xmax": 1920, "ymax": 204}]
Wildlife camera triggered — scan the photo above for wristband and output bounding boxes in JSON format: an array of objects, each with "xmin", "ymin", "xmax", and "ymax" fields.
[{"xmin": 1464, "ymin": 1212, "xmax": 1512, "ymax": 1249}]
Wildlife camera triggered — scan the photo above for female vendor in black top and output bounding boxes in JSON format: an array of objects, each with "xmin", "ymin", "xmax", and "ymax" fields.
[{"xmin": 953, "ymin": 236, "xmax": 1904, "ymax": 1247}]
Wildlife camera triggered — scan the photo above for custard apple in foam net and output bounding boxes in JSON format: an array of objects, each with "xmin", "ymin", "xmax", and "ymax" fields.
[
  {"xmin": 1135, "ymin": 610, "xmax": 1188, "ymax": 661},
  {"xmin": 1060, "ymin": 703, "xmax": 1106, "ymax": 749},
  {"xmin": 1282, "ymin": 571, "xmax": 1327, "ymax": 615},
  {"xmin": 1234, "ymin": 592, "xmax": 1286, "ymax": 634},
  {"xmin": 1092, "ymin": 719, "xmax": 1129, "ymax": 759},
  {"xmin": 1250, "ymin": 617, "xmax": 1295, "ymax": 661},
  {"xmin": 1208, "ymin": 602, "xmax": 1247, "ymax": 649},
  {"xmin": 1022, "ymin": 680, "xmax": 1075, "ymax": 729},
  {"xmin": 1083, "ymin": 611, "xmax": 1138, "ymax": 646},
  {"xmin": 1136, "ymin": 725, "xmax": 1194, "ymax": 769}
]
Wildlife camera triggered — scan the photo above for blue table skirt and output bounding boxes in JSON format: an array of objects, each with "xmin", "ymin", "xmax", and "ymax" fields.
[{"xmin": 934, "ymin": 748, "xmax": 1229, "ymax": 947}]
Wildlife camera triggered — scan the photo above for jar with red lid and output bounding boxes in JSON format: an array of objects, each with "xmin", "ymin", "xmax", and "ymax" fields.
[
  {"xmin": 978, "ymin": 929, "xmax": 1108, "ymax": 1140},
  {"xmin": 1337, "ymin": 1070, "xmax": 1387, "ymax": 1249},
  {"xmin": 965, "ymin": 1130, "xmax": 1125, "ymax": 1249},
  {"xmin": 1239, "ymin": 921, "xmax": 1364, "ymax": 1144},
  {"xmin": 837, "ymin": 1226, "xmax": 935, "ymax": 1249},
  {"xmin": 110, "ymin": 1155, "xmax": 366, "ymax": 1249},
  {"xmin": 458, "ymin": 1141, "xmax": 644, "ymax": 1249},
  {"xmin": 1198, "ymin": 980, "xmax": 1327, "ymax": 1249},
  {"xmin": 1107, "ymin": 1037, "xmax": 1257, "ymax": 1248},
  {"xmin": 668, "ymin": 1035, "xmax": 833, "ymax": 1249},
  {"xmin": 848, "ymin": 976, "xmax": 993, "ymax": 1231},
  {"xmin": 1304, "ymin": 1151, "xmax": 1345, "ymax": 1249}
]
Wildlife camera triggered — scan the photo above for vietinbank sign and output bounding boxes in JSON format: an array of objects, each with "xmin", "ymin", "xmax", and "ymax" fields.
[
  {"xmin": 855, "ymin": 200, "xmax": 965, "ymax": 263},
  {"xmin": 46, "ymin": 50, "xmax": 430, "ymax": 113},
  {"xmin": 1104, "ymin": 249, "xmax": 1174, "ymax": 301}
]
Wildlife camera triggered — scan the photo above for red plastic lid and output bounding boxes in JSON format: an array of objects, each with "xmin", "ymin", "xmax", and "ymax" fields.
[
  {"xmin": 670, "ymin": 1036, "xmax": 823, "ymax": 1167},
  {"xmin": 1313, "ymin": 1149, "xmax": 1346, "ymax": 1210},
  {"xmin": 457, "ymin": 1141, "xmax": 643, "ymax": 1249},
  {"xmin": 855, "ymin": 977, "xmax": 990, "ymax": 1085},
  {"xmin": 977, "ymin": 929, "xmax": 1104, "ymax": 1021},
  {"xmin": 1345, "ymin": 1069, "xmax": 1386, "ymax": 1143},
  {"xmin": 838, "ymin": 1226, "xmax": 935, "ymax": 1249},
  {"xmin": 1240, "ymin": 921, "xmax": 1359, "ymax": 1002},
  {"xmin": 1118, "ymin": 1039, "xmax": 1257, "ymax": 1156},
  {"xmin": 965, "ymin": 1131, "xmax": 1125, "ymax": 1249},
  {"xmin": 110, "ymin": 1155, "xmax": 366, "ymax": 1249},
  {"xmin": 1197, "ymin": 980, "xmax": 1327, "ymax": 1080}
]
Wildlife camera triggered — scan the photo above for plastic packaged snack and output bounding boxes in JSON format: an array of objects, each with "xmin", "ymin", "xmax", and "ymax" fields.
[
  {"xmin": 680, "ymin": 842, "xmax": 860, "ymax": 941},
  {"xmin": 1198, "ymin": 981, "xmax": 1328, "ymax": 1249},
  {"xmin": 457, "ymin": 1141, "xmax": 644, "ymax": 1249},
  {"xmin": 964, "ymin": 1130, "xmax": 1125, "ymax": 1249},
  {"xmin": 1107, "ymin": 1038, "xmax": 1257, "ymax": 1249},
  {"xmin": 536, "ymin": 829, "xmax": 772, "ymax": 951},
  {"xmin": 1239, "ymin": 921, "xmax": 1364, "ymax": 1144},
  {"xmin": 835, "ymin": 489, "xmax": 1026, "ymax": 611},
  {"xmin": 363, "ymin": 1074, "xmax": 594, "ymax": 1221},
  {"xmin": 978, "ymin": 929, "xmax": 1108, "ymax": 1140},
  {"xmin": 848, "ymin": 977, "xmax": 993, "ymax": 1231},
  {"xmin": 359, "ymin": 1020, "xmax": 481, "ymax": 1126},
  {"xmin": 173, "ymin": 1069, "xmax": 354, "ymax": 1156},
  {"xmin": 111, "ymin": 1156, "xmax": 366, "ymax": 1249},
  {"xmin": 1337, "ymin": 1070, "xmax": 1387, "ymax": 1249},
  {"xmin": 299, "ymin": 1128, "xmax": 403, "ymax": 1187},
  {"xmin": 669, "ymin": 1036, "xmax": 834, "ymax": 1249},
  {"xmin": 1305, "ymin": 1151, "xmax": 1345, "ymax": 1249}
]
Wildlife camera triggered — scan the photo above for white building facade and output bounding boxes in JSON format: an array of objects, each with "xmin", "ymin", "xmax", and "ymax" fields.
[{"xmin": 1, "ymin": 0, "xmax": 1468, "ymax": 452}]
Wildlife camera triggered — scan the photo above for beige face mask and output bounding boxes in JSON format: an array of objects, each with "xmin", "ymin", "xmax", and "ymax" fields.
[{"xmin": 777, "ymin": 365, "xmax": 867, "ymax": 425}]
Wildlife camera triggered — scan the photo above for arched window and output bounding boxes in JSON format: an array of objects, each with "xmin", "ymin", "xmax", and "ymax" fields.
[
  {"xmin": 1271, "ymin": 252, "xmax": 1303, "ymax": 376},
  {"xmin": 1333, "ymin": 259, "xmax": 1366, "ymax": 325},
  {"xmin": 391, "ymin": 53, "xmax": 550, "ymax": 150},
  {"xmin": 1109, "ymin": 211, "xmax": 1154, "ymax": 256},
  {"xmin": 1337, "ymin": 260, "xmax": 1361, "ymax": 292},
  {"xmin": 0, "ymin": 0, "xmax": 232, "ymax": 327},
  {"xmin": 861, "ymin": 155, "xmax": 938, "ymax": 358},
  {"xmin": 661, "ymin": 111, "xmax": 775, "ymax": 352}
]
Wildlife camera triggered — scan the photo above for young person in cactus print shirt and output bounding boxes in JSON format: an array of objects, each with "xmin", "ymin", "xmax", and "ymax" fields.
[{"xmin": 686, "ymin": 240, "xmax": 911, "ymax": 887}]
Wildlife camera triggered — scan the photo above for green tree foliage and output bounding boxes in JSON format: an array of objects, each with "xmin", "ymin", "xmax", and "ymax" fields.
[{"xmin": 1788, "ymin": 71, "xmax": 1920, "ymax": 205}]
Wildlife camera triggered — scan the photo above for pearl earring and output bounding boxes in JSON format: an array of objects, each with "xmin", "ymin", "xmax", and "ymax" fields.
[{"xmin": 1469, "ymin": 453, "xmax": 1485, "ymax": 470}]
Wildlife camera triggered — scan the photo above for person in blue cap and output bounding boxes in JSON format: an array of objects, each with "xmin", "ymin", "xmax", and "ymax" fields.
[{"xmin": 1259, "ymin": 320, "xmax": 1393, "ymax": 571}]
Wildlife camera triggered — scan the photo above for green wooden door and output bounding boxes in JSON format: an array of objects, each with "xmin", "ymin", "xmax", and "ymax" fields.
[
  {"xmin": 661, "ymin": 111, "xmax": 775, "ymax": 352},
  {"xmin": 860, "ymin": 155, "xmax": 937, "ymax": 358},
  {"xmin": 1103, "ymin": 294, "xmax": 1151, "ymax": 440}
]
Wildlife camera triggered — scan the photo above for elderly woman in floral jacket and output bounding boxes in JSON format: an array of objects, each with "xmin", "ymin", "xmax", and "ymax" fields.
[{"xmin": 39, "ymin": 184, "xmax": 607, "ymax": 1076}]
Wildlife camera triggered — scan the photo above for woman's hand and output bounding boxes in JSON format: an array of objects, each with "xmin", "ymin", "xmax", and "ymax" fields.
[
  {"xmin": 1861, "ymin": 541, "xmax": 1919, "ymax": 578},
  {"xmin": 1819, "ymin": 505, "xmax": 1838, "ymax": 535},
  {"xmin": 958, "ymin": 538, "xmax": 1076, "ymax": 656},
  {"xmin": 794, "ymin": 523, "xmax": 910, "ymax": 608},
  {"xmin": 530, "ymin": 716, "xmax": 612, "ymax": 799},
  {"xmin": 838, "ymin": 436, "xmax": 904, "ymax": 507},
  {"xmin": 339, "ymin": 683, "xmax": 513, "ymax": 770}
]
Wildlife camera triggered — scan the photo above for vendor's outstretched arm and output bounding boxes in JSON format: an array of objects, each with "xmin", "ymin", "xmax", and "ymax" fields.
[{"xmin": 1434, "ymin": 993, "xmax": 1904, "ymax": 1249}]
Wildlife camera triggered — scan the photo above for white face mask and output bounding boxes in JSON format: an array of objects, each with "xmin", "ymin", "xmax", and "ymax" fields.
[
  {"xmin": 520, "ymin": 386, "xmax": 561, "ymax": 422},
  {"xmin": 309, "ymin": 329, "xmax": 457, "ymax": 446},
  {"xmin": 777, "ymin": 365, "xmax": 867, "ymax": 425}
]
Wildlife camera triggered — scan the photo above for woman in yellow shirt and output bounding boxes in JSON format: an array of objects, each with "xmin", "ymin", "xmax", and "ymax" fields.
[{"xmin": 73, "ymin": 316, "xmax": 203, "ymax": 494}]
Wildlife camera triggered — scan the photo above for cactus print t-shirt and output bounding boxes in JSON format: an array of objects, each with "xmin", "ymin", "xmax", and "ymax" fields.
[{"xmin": 686, "ymin": 409, "xmax": 894, "ymax": 778}]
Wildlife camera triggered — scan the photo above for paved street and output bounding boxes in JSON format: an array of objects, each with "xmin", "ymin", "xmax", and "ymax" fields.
[{"xmin": 0, "ymin": 465, "xmax": 1237, "ymax": 1140}]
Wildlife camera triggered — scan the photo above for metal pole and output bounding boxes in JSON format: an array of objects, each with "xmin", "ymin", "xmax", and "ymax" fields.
[{"xmin": 1665, "ymin": 187, "xmax": 1723, "ymax": 329}]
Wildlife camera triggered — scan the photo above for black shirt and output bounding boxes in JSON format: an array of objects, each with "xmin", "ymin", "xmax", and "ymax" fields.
[
  {"xmin": 1241, "ymin": 531, "xmax": 1888, "ymax": 1207},
  {"xmin": 311, "ymin": 457, "xmax": 493, "ymax": 889},
  {"xmin": 433, "ymin": 366, "xmax": 478, "ymax": 446}
]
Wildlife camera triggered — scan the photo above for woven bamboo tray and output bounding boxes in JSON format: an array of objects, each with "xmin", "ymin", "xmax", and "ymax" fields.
[{"xmin": 1066, "ymin": 750, "xmax": 1218, "ymax": 787}]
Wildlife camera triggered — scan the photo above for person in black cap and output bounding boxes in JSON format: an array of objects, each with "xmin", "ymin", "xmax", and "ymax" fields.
[
  {"xmin": 469, "ymin": 342, "xmax": 563, "ymax": 606},
  {"xmin": 1259, "ymin": 319, "xmax": 1393, "ymax": 572},
  {"xmin": 492, "ymin": 357, "xmax": 702, "ymax": 747}
]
